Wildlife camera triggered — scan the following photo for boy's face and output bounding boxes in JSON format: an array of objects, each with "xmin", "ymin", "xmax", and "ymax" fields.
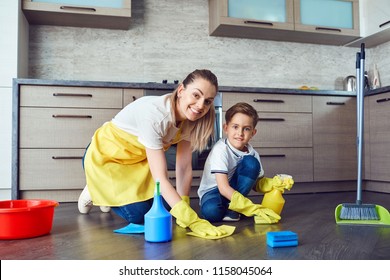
[{"xmin": 223, "ymin": 113, "xmax": 257, "ymax": 151}]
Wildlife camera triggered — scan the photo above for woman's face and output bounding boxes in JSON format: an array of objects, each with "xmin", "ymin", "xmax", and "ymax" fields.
[{"xmin": 176, "ymin": 78, "xmax": 216, "ymax": 122}]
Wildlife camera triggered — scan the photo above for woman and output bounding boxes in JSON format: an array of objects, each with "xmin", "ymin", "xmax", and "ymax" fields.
[{"xmin": 78, "ymin": 69, "xmax": 226, "ymax": 237}]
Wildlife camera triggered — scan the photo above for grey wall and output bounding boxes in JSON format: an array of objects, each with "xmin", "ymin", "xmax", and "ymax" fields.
[{"xmin": 28, "ymin": 0, "xmax": 390, "ymax": 90}]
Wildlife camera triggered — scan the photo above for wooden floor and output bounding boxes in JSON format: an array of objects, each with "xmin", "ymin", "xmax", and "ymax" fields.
[{"xmin": 1, "ymin": 191, "xmax": 390, "ymax": 260}]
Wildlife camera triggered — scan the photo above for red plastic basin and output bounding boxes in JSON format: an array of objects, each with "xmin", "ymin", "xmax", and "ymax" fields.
[{"xmin": 0, "ymin": 199, "xmax": 59, "ymax": 239}]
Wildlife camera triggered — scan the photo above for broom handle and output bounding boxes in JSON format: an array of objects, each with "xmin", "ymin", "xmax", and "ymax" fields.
[{"xmin": 356, "ymin": 43, "xmax": 365, "ymax": 205}]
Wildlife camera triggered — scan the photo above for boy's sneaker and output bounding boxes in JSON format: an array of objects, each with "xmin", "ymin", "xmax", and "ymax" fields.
[
  {"xmin": 78, "ymin": 186, "xmax": 93, "ymax": 214},
  {"xmin": 222, "ymin": 210, "xmax": 241, "ymax": 222}
]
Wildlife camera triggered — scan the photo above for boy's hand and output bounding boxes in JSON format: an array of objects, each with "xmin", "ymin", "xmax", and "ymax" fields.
[
  {"xmin": 228, "ymin": 191, "xmax": 281, "ymax": 223},
  {"xmin": 254, "ymin": 174, "xmax": 294, "ymax": 193}
]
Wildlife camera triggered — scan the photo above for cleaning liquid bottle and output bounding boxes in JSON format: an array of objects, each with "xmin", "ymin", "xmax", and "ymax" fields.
[
  {"xmin": 261, "ymin": 188, "xmax": 285, "ymax": 215},
  {"xmin": 144, "ymin": 180, "xmax": 172, "ymax": 242}
]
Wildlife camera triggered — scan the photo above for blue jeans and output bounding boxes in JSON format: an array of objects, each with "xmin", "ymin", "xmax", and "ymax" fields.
[
  {"xmin": 112, "ymin": 198, "xmax": 171, "ymax": 224},
  {"xmin": 200, "ymin": 155, "xmax": 260, "ymax": 222}
]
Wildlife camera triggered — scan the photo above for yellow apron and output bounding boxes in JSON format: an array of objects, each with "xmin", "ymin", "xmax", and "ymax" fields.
[{"xmin": 84, "ymin": 121, "xmax": 181, "ymax": 206}]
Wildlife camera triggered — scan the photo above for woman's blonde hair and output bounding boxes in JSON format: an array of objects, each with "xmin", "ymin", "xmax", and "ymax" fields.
[{"xmin": 170, "ymin": 69, "xmax": 218, "ymax": 152}]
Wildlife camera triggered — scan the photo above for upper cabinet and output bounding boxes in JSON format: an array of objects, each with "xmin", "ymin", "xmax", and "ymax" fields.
[
  {"xmin": 209, "ymin": 0, "xmax": 360, "ymax": 46},
  {"xmin": 347, "ymin": 0, "xmax": 390, "ymax": 48},
  {"xmin": 22, "ymin": 0, "xmax": 132, "ymax": 30}
]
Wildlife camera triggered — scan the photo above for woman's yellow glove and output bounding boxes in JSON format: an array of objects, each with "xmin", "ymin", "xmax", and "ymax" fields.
[
  {"xmin": 170, "ymin": 200, "xmax": 226, "ymax": 237},
  {"xmin": 175, "ymin": 196, "xmax": 191, "ymax": 228},
  {"xmin": 254, "ymin": 174, "xmax": 294, "ymax": 193},
  {"xmin": 181, "ymin": 195, "xmax": 190, "ymax": 205},
  {"xmin": 228, "ymin": 191, "xmax": 281, "ymax": 223}
]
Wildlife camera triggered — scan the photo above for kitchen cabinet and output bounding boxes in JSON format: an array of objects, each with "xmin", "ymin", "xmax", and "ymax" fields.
[
  {"xmin": 347, "ymin": 0, "xmax": 390, "ymax": 48},
  {"xmin": 368, "ymin": 92, "xmax": 390, "ymax": 182},
  {"xmin": 124, "ymin": 88, "xmax": 144, "ymax": 106},
  {"xmin": 293, "ymin": 0, "xmax": 360, "ymax": 44},
  {"xmin": 222, "ymin": 92, "xmax": 313, "ymax": 182},
  {"xmin": 13, "ymin": 83, "xmax": 206, "ymax": 201},
  {"xmin": 16, "ymin": 85, "xmax": 128, "ymax": 201},
  {"xmin": 312, "ymin": 96, "xmax": 357, "ymax": 181},
  {"xmin": 209, "ymin": 0, "xmax": 360, "ymax": 45},
  {"xmin": 22, "ymin": 0, "xmax": 132, "ymax": 30}
]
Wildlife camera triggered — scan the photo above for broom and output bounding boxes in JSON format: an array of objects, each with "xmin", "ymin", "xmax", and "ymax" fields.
[{"xmin": 339, "ymin": 43, "xmax": 379, "ymax": 221}]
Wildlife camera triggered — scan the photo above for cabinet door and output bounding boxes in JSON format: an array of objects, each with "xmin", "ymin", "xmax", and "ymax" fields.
[
  {"xmin": 359, "ymin": 0, "xmax": 390, "ymax": 37},
  {"xmin": 369, "ymin": 93, "xmax": 390, "ymax": 182},
  {"xmin": 257, "ymin": 147, "xmax": 313, "ymax": 182},
  {"xmin": 209, "ymin": 0, "xmax": 294, "ymax": 39},
  {"xmin": 313, "ymin": 96, "xmax": 357, "ymax": 181},
  {"xmin": 22, "ymin": 0, "xmax": 131, "ymax": 30},
  {"xmin": 123, "ymin": 89, "xmax": 144, "ymax": 107},
  {"xmin": 294, "ymin": 0, "xmax": 359, "ymax": 35},
  {"xmin": 19, "ymin": 149, "xmax": 86, "ymax": 190},
  {"xmin": 20, "ymin": 108, "xmax": 121, "ymax": 148}
]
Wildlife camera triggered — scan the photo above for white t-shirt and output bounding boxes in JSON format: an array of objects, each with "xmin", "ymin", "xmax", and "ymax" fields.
[
  {"xmin": 111, "ymin": 94, "xmax": 190, "ymax": 150},
  {"xmin": 197, "ymin": 138, "xmax": 264, "ymax": 200}
]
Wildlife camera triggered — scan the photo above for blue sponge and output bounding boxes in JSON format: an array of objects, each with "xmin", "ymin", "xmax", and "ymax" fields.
[{"xmin": 266, "ymin": 231, "xmax": 298, "ymax": 248}]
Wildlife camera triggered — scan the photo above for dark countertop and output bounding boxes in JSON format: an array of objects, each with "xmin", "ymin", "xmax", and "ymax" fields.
[{"xmin": 12, "ymin": 78, "xmax": 390, "ymax": 96}]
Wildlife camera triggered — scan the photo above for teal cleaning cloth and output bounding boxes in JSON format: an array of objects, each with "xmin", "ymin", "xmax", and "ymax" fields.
[{"xmin": 114, "ymin": 223, "xmax": 145, "ymax": 234}]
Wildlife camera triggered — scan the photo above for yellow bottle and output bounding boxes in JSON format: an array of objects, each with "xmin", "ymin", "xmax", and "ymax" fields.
[{"xmin": 261, "ymin": 188, "xmax": 285, "ymax": 215}]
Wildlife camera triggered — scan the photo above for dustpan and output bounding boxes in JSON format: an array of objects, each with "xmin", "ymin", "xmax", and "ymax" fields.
[
  {"xmin": 335, "ymin": 204, "xmax": 390, "ymax": 226},
  {"xmin": 335, "ymin": 43, "xmax": 390, "ymax": 226}
]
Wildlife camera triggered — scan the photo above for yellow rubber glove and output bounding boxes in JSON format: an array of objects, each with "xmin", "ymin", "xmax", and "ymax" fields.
[
  {"xmin": 228, "ymin": 191, "xmax": 281, "ymax": 223},
  {"xmin": 254, "ymin": 174, "xmax": 294, "ymax": 193},
  {"xmin": 170, "ymin": 200, "xmax": 227, "ymax": 237},
  {"xmin": 176, "ymin": 196, "xmax": 191, "ymax": 228},
  {"xmin": 181, "ymin": 195, "xmax": 190, "ymax": 205}
]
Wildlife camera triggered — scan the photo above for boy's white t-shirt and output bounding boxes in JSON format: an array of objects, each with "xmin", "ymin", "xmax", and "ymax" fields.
[
  {"xmin": 111, "ymin": 94, "xmax": 190, "ymax": 150},
  {"xmin": 197, "ymin": 138, "xmax": 264, "ymax": 200}
]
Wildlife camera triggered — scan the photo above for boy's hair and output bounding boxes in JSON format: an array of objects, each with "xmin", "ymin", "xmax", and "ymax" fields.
[
  {"xmin": 225, "ymin": 102, "xmax": 259, "ymax": 128},
  {"xmin": 170, "ymin": 69, "xmax": 218, "ymax": 152}
]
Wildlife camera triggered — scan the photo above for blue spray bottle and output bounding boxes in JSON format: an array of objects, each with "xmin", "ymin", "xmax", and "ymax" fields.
[{"xmin": 144, "ymin": 180, "xmax": 172, "ymax": 242}]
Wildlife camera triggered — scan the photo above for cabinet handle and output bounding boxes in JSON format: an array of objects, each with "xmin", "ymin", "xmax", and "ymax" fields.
[
  {"xmin": 52, "ymin": 114, "xmax": 92, "ymax": 118},
  {"xmin": 53, "ymin": 93, "xmax": 93, "ymax": 98},
  {"xmin": 376, "ymin": 97, "xmax": 390, "ymax": 103},
  {"xmin": 379, "ymin": 20, "xmax": 390, "ymax": 28},
  {"xmin": 315, "ymin": 27, "xmax": 342, "ymax": 32},
  {"xmin": 52, "ymin": 156, "xmax": 83, "ymax": 160},
  {"xmin": 261, "ymin": 154, "xmax": 286, "ymax": 158},
  {"xmin": 253, "ymin": 99, "xmax": 284, "ymax": 103},
  {"xmin": 326, "ymin": 102, "xmax": 345, "ymax": 106},
  {"xmin": 258, "ymin": 118, "xmax": 285, "ymax": 122},
  {"xmin": 60, "ymin": 6, "xmax": 96, "ymax": 12},
  {"xmin": 244, "ymin": 20, "xmax": 273, "ymax": 26},
  {"xmin": 169, "ymin": 176, "xmax": 201, "ymax": 180}
]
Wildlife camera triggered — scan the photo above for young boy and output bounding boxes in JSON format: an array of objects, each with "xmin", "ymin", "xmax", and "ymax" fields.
[{"xmin": 198, "ymin": 102, "xmax": 284, "ymax": 223}]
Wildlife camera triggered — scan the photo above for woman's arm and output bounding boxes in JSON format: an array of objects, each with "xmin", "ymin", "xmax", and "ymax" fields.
[
  {"xmin": 145, "ymin": 147, "xmax": 182, "ymax": 207},
  {"xmin": 175, "ymin": 140, "xmax": 193, "ymax": 197}
]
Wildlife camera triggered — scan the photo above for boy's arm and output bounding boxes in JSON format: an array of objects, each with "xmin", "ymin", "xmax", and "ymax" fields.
[{"xmin": 215, "ymin": 173, "xmax": 235, "ymax": 200}]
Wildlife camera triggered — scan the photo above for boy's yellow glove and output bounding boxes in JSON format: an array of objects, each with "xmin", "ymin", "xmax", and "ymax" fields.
[
  {"xmin": 254, "ymin": 174, "xmax": 294, "ymax": 193},
  {"xmin": 228, "ymin": 191, "xmax": 281, "ymax": 223},
  {"xmin": 170, "ymin": 200, "xmax": 227, "ymax": 237}
]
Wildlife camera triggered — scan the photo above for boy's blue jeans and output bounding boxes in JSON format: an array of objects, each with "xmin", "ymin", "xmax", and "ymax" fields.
[{"xmin": 200, "ymin": 155, "xmax": 260, "ymax": 222}]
